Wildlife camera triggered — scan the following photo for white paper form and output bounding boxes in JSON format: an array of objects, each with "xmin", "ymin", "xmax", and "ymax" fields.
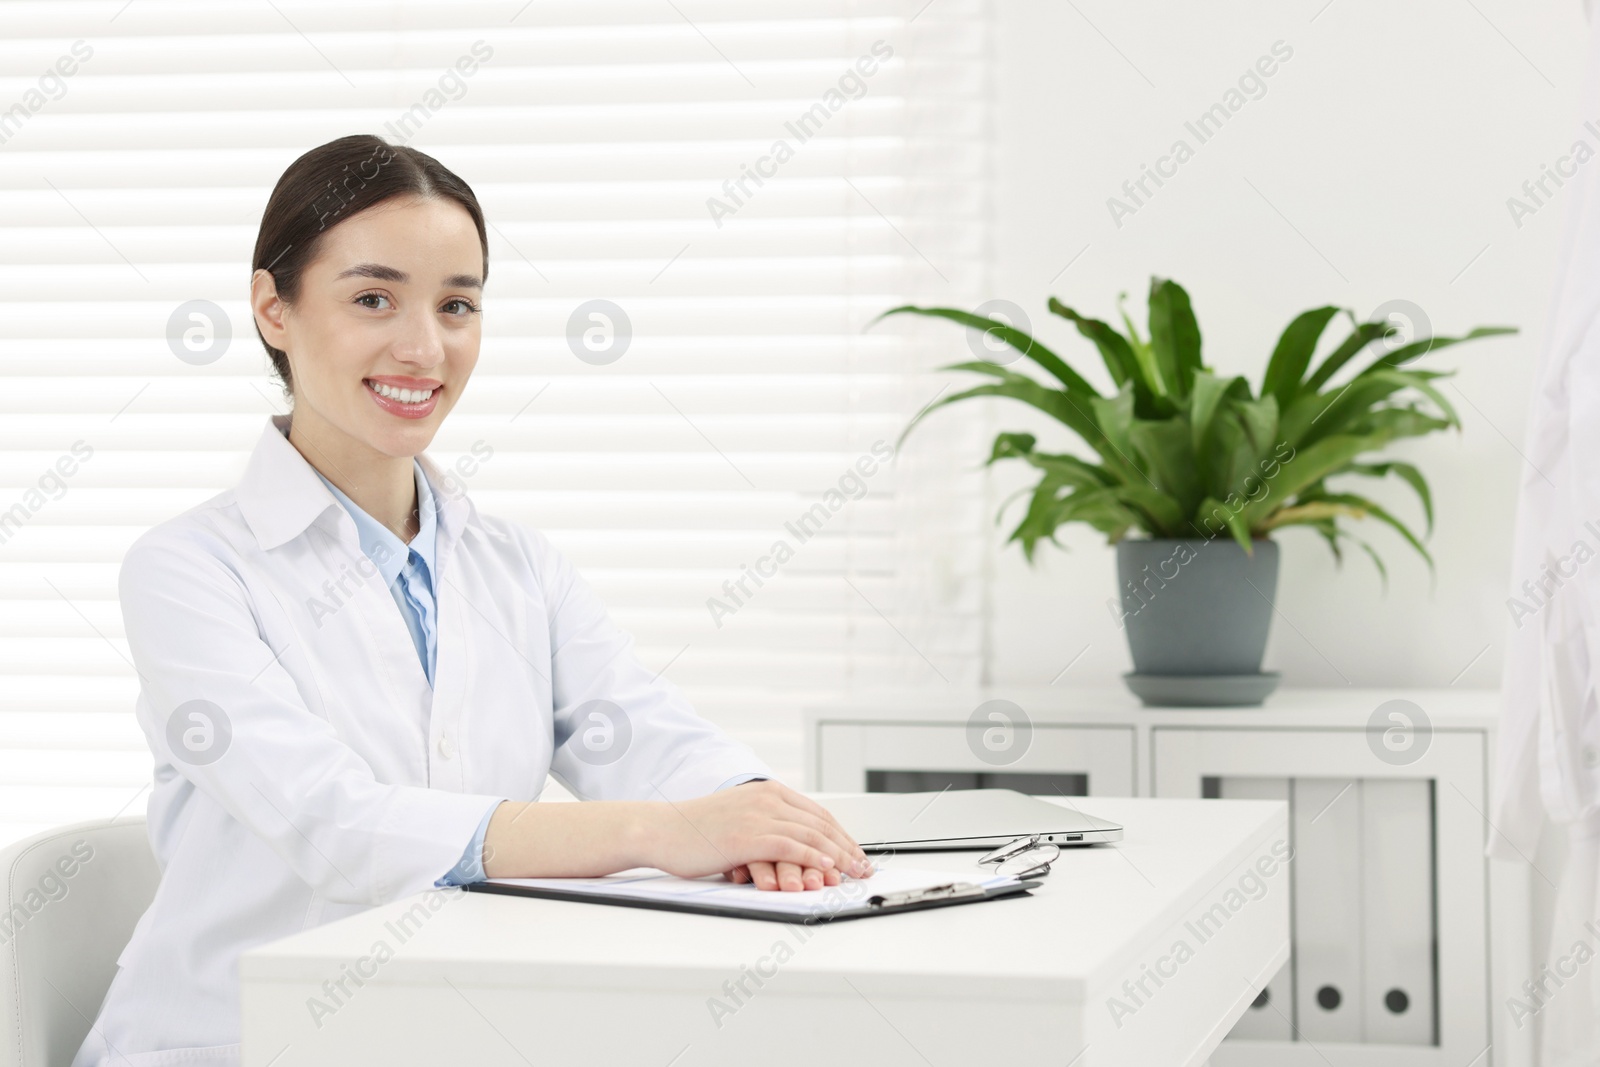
[{"xmin": 484, "ymin": 865, "xmax": 1021, "ymax": 918}]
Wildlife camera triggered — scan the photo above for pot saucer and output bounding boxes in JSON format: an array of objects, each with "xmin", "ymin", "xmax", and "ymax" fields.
[{"xmin": 1122, "ymin": 671, "xmax": 1281, "ymax": 708}]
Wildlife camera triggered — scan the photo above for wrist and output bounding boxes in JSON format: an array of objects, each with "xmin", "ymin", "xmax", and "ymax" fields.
[{"xmin": 620, "ymin": 801, "xmax": 664, "ymax": 870}]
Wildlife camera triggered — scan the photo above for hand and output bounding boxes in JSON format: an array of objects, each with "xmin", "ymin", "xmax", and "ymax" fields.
[
  {"xmin": 724, "ymin": 860, "xmax": 844, "ymax": 892},
  {"xmin": 639, "ymin": 779, "xmax": 872, "ymax": 891}
]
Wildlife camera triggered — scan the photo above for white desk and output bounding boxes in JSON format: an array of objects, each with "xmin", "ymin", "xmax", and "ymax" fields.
[{"xmin": 240, "ymin": 796, "xmax": 1289, "ymax": 1067}]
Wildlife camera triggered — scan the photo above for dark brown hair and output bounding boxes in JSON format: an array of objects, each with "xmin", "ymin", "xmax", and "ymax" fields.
[{"xmin": 251, "ymin": 134, "xmax": 489, "ymax": 397}]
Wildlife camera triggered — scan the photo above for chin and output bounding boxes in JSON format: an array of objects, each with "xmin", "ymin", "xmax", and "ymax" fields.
[{"xmin": 359, "ymin": 416, "xmax": 439, "ymax": 458}]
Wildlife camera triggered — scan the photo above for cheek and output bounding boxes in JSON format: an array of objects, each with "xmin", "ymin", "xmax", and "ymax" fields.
[{"xmin": 447, "ymin": 335, "xmax": 481, "ymax": 377}]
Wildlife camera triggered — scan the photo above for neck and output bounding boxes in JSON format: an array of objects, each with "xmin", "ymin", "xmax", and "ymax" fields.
[{"xmin": 286, "ymin": 409, "xmax": 419, "ymax": 543}]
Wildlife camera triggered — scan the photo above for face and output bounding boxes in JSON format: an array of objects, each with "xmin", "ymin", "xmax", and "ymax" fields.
[{"xmin": 251, "ymin": 194, "xmax": 484, "ymax": 459}]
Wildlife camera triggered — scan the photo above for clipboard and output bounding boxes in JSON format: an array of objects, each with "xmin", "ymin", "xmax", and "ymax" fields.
[{"xmin": 464, "ymin": 870, "xmax": 1043, "ymax": 924}]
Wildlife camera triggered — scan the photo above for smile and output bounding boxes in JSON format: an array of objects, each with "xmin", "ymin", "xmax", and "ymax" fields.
[{"xmin": 364, "ymin": 379, "xmax": 440, "ymax": 419}]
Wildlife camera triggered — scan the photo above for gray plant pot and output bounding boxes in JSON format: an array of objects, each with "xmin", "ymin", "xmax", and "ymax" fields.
[{"xmin": 1114, "ymin": 538, "xmax": 1280, "ymax": 703}]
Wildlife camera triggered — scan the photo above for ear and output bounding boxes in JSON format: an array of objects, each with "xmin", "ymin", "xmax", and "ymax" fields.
[{"xmin": 250, "ymin": 268, "xmax": 289, "ymax": 351}]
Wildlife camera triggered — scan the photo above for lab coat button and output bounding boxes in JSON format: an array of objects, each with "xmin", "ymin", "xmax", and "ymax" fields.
[
  {"xmin": 436, "ymin": 735, "xmax": 455, "ymax": 760},
  {"xmin": 1584, "ymin": 745, "xmax": 1599, "ymax": 769}
]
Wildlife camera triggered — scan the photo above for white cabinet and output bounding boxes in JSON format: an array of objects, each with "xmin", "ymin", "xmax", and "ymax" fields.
[
  {"xmin": 814, "ymin": 722, "xmax": 1136, "ymax": 795},
  {"xmin": 802, "ymin": 687, "xmax": 1532, "ymax": 1067},
  {"xmin": 1155, "ymin": 727, "xmax": 1487, "ymax": 1065}
]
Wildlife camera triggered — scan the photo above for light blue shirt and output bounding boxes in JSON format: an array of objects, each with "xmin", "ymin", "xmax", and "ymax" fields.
[{"xmin": 315, "ymin": 462, "xmax": 768, "ymax": 886}]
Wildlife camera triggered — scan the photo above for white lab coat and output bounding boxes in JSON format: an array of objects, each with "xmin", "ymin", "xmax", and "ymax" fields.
[
  {"xmin": 71, "ymin": 413, "xmax": 772, "ymax": 1067},
  {"xmin": 1492, "ymin": 5, "xmax": 1600, "ymax": 1060}
]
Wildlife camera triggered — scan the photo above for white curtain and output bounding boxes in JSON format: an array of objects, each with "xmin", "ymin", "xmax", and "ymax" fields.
[
  {"xmin": 1493, "ymin": 1, "xmax": 1600, "ymax": 1062},
  {"xmin": 0, "ymin": 1, "xmax": 992, "ymax": 843}
]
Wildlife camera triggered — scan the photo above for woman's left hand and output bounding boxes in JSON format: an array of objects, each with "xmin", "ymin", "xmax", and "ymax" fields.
[{"xmin": 725, "ymin": 861, "xmax": 844, "ymax": 891}]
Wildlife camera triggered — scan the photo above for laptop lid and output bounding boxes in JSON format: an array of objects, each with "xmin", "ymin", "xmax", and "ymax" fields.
[{"xmin": 819, "ymin": 788, "xmax": 1124, "ymax": 851}]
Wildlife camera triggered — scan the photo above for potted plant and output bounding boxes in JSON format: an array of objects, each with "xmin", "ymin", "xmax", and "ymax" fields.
[{"xmin": 873, "ymin": 278, "xmax": 1514, "ymax": 705}]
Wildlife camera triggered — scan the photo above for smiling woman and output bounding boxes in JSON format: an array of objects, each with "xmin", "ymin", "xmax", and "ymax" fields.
[
  {"xmin": 246, "ymin": 137, "xmax": 489, "ymax": 540},
  {"xmin": 69, "ymin": 134, "xmax": 871, "ymax": 1067}
]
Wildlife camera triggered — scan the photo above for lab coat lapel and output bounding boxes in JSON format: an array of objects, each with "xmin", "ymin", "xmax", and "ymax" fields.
[
  {"xmin": 237, "ymin": 415, "xmax": 437, "ymax": 759},
  {"xmin": 415, "ymin": 453, "xmax": 474, "ymax": 787}
]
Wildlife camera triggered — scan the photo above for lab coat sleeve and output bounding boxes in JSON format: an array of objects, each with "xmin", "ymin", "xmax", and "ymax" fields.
[
  {"xmin": 523, "ymin": 527, "xmax": 776, "ymax": 802},
  {"xmin": 118, "ymin": 526, "xmax": 505, "ymax": 907}
]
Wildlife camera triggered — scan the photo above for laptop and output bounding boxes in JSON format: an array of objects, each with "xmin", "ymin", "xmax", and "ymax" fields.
[{"xmin": 818, "ymin": 788, "xmax": 1124, "ymax": 852}]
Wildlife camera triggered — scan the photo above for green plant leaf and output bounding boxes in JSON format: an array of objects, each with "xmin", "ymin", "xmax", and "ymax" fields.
[
  {"xmin": 987, "ymin": 431, "xmax": 1038, "ymax": 463},
  {"xmin": 1307, "ymin": 516, "xmax": 1344, "ymax": 565},
  {"xmin": 1258, "ymin": 498, "xmax": 1372, "ymax": 531},
  {"xmin": 870, "ymin": 306, "xmax": 1102, "ymax": 400},
  {"xmin": 1299, "ymin": 489, "xmax": 1434, "ymax": 575},
  {"xmin": 1336, "ymin": 459, "xmax": 1434, "ymax": 536},
  {"xmin": 1346, "ymin": 406, "xmax": 1453, "ymax": 441},
  {"xmin": 898, "ymin": 370, "xmax": 1112, "ymax": 469},
  {"xmin": 1284, "ymin": 368, "xmax": 1457, "ymax": 449},
  {"xmin": 1146, "ymin": 277, "xmax": 1203, "ymax": 401},
  {"xmin": 1008, "ymin": 483, "xmax": 1142, "ymax": 561},
  {"xmin": 1284, "ymin": 516, "xmax": 1390, "ymax": 593},
  {"xmin": 1262, "ymin": 305, "xmax": 1345, "ymax": 408},
  {"xmin": 1200, "ymin": 406, "xmax": 1255, "ymax": 504},
  {"xmin": 1302, "ymin": 320, "xmax": 1391, "ymax": 393},
  {"xmin": 987, "ymin": 432, "xmax": 1118, "ymax": 491},
  {"xmin": 1046, "ymin": 298, "xmax": 1136, "ymax": 389},
  {"xmin": 1232, "ymin": 394, "xmax": 1280, "ymax": 458},
  {"xmin": 1188, "ymin": 370, "xmax": 1238, "ymax": 458},
  {"xmin": 1116, "ymin": 290, "xmax": 1166, "ymax": 397},
  {"xmin": 1363, "ymin": 368, "xmax": 1460, "ymax": 427},
  {"xmin": 1237, "ymin": 432, "xmax": 1393, "ymax": 530},
  {"xmin": 1339, "ymin": 529, "xmax": 1390, "ymax": 593},
  {"xmin": 1089, "ymin": 385, "xmax": 1138, "ymax": 472},
  {"xmin": 1198, "ymin": 399, "xmax": 1278, "ymax": 508},
  {"xmin": 1191, "ymin": 495, "xmax": 1253, "ymax": 552},
  {"xmin": 1364, "ymin": 326, "xmax": 1517, "ymax": 372},
  {"xmin": 1109, "ymin": 483, "xmax": 1187, "ymax": 535},
  {"xmin": 1128, "ymin": 417, "xmax": 1204, "ymax": 520}
]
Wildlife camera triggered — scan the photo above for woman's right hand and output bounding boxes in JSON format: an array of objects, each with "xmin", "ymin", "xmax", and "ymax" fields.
[{"xmin": 639, "ymin": 779, "xmax": 873, "ymax": 890}]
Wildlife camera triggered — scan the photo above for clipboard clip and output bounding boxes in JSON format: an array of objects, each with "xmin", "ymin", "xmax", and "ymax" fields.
[{"xmin": 868, "ymin": 882, "xmax": 988, "ymax": 909}]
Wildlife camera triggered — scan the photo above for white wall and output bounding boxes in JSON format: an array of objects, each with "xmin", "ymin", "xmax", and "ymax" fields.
[{"xmin": 983, "ymin": 0, "xmax": 1589, "ymax": 691}]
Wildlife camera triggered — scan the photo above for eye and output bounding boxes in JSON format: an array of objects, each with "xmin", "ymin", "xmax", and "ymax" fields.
[
  {"xmin": 443, "ymin": 298, "xmax": 481, "ymax": 316},
  {"xmin": 354, "ymin": 290, "xmax": 391, "ymax": 310}
]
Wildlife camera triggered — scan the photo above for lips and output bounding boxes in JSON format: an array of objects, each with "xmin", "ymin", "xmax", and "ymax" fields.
[{"xmin": 363, "ymin": 378, "xmax": 440, "ymax": 420}]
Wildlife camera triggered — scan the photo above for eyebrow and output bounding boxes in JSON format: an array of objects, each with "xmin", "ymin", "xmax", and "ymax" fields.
[{"xmin": 333, "ymin": 262, "xmax": 483, "ymax": 290}]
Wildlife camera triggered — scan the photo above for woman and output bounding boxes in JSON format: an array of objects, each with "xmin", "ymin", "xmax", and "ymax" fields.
[{"xmin": 72, "ymin": 134, "xmax": 870, "ymax": 1067}]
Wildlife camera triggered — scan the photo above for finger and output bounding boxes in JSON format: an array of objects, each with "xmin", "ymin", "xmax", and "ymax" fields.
[
  {"xmin": 754, "ymin": 834, "xmax": 836, "ymax": 873},
  {"xmin": 763, "ymin": 820, "xmax": 853, "ymax": 871},
  {"xmin": 800, "ymin": 865, "xmax": 824, "ymax": 890},
  {"xmin": 769, "ymin": 792, "xmax": 870, "ymax": 870},
  {"xmin": 737, "ymin": 780, "xmax": 863, "ymax": 870},
  {"xmin": 726, "ymin": 865, "xmax": 750, "ymax": 884},
  {"xmin": 747, "ymin": 860, "xmax": 778, "ymax": 891},
  {"xmin": 768, "ymin": 816, "xmax": 866, "ymax": 875},
  {"xmin": 775, "ymin": 862, "xmax": 804, "ymax": 892}
]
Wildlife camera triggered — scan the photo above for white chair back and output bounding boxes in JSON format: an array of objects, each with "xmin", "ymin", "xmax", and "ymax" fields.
[{"xmin": 0, "ymin": 818, "xmax": 159, "ymax": 1067}]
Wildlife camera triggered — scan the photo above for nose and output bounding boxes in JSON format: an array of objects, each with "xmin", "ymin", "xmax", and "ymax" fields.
[{"xmin": 389, "ymin": 304, "xmax": 448, "ymax": 371}]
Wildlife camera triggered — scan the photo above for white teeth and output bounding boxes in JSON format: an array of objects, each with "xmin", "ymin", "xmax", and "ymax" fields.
[{"xmin": 367, "ymin": 380, "xmax": 435, "ymax": 404}]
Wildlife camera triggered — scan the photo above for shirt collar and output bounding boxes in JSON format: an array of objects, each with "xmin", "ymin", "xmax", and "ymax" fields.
[
  {"xmin": 311, "ymin": 459, "xmax": 437, "ymax": 589},
  {"xmin": 235, "ymin": 414, "xmax": 470, "ymax": 559}
]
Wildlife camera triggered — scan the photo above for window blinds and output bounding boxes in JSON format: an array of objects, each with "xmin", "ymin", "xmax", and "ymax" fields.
[{"xmin": 0, "ymin": 0, "xmax": 991, "ymax": 844}]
